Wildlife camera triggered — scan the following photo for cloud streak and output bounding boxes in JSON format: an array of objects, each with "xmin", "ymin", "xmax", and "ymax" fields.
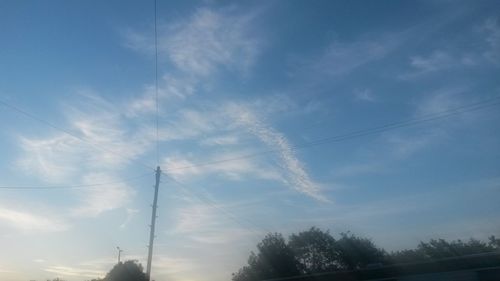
[{"xmin": 226, "ymin": 103, "xmax": 326, "ymax": 201}]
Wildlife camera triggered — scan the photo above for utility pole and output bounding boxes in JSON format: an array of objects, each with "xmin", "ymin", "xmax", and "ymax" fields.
[
  {"xmin": 146, "ymin": 166, "xmax": 161, "ymax": 280},
  {"xmin": 116, "ymin": 246, "xmax": 123, "ymax": 263}
]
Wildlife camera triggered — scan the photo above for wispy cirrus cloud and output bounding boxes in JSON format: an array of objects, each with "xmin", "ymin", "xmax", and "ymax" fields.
[
  {"xmin": 126, "ymin": 74, "xmax": 197, "ymax": 116},
  {"xmin": 17, "ymin": 135, "xmax": 83, "ymax": 183},
  {"xmin": 225, "ymin": 103, "xmax": 326, "ymax": 201},
  {"xmin": 162, "ymin": 8, "xmax": 260, "ymax": 77},
  {"xmin": 123, "ymin": 6, "xmax": 262, "ymax": 118},
  {"xmin": 401, "ymin": 17, "xmax": 500, "ymax": 79},
  {"xmin": 15, "ymin": 94, "xmax": 151, "ymax": 218},
  {"xmin": 123, "ymin": 7, "xmax": 261, "ymax": 77},
  {"xmin": 163, "ymin": 153, "xmax": 281, "ymax": 182},
  {"xmin": 200, "ymin": 134, "xmax": 240, "ymax": 146}
]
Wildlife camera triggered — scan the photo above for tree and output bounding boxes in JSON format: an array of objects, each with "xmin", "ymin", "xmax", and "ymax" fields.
[
  {"xmin": 233, "ymin": 227, "xmax": 499, "ymax": 280},
  {"xmin": 335, "ymin": 231, "xmax": 386, "ymax": 270},
  {"xmin": 233, "ymin": 229, "xmax": 387, "ymax": 281},
  {"xmin": 390, "ymin": 237, "xmax": 498, "ymax": 263},
  {"xmin": 288, "ymin": 227, "xmax": 339, "ymax": 274},
  {"xmin": 418, "ymin": 238, "xmax": 493, "ymax": 259},
  {"xmin": 103, "ymin": 260, "xmax": 148, "ymax": 281},
  {"xmin": 489, "ymin": 235, "xmax": 500, "ymax": 249},
  {"xmin": 232, "ymin": 233, "xmax": 300, "ymax": 281}
]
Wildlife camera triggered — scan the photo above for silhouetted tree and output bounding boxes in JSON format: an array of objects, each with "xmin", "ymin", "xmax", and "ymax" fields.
[
  {"xmin": 335, "ymin": 231, "xmax": 386, "ymax": 270},
  {"xmin": 419, "ymin": 238, "xmax": 492, "ymax": 259},
  {"xmin": 103, "ymin": 260, "xmax": 147, "ymax": 281},
  {"xmin": 390, "ymin": 237, "xmax": 500, "ymax": 263},
  {"xmin": 234, "ymin": 228, "xmax": 500, "ymax": 280},
  {"xmin": 288, "ymin": 227, "xmax": 339, "ymax": 274},
  {"xmin": 489, "ymin": 235, "xmax": 500, "ymax": 249},
  {"xmin": 233, "ymin": 229, "xmax": 388, "ymax": 281},
  {"xmin": 232, "ymin": 233, "xmax": 300, "ymax": 281}
]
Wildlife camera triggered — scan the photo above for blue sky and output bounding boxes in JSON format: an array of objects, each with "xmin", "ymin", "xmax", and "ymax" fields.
[{"xmin": 1, "ymin": 0, "xmax": 500, "ymax": 280}]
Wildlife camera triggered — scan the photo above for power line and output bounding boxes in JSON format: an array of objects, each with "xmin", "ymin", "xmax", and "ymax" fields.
[
  {"xmin": 0, "ymin": 172, "xmax": 152, "ymax": 190},
  {"xmin": 0, "ymin": 98, "xmax": 155, "ymax": 171},
  {"xmin": 162, "ymin": 172, "xmax": 270, "ymax": 236},
  {"xmin": 154, "ymin": 0, "xmax": 160, "ymax": 166},
  {"xmin": 162, "ymin": 96, "xmax": 500, "ymax": 172}
]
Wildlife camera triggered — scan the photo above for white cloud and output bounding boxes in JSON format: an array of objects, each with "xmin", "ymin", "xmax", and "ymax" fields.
[
  {"xmin": 162, "ymin": 8, "xmax": 260, "ymax": 76},
  {"xmin": 16, "ymin": 95, "xmax": 149, "ymax": 218},
  {"xmin": 163, "ymin": 152, "xmax": 281, "ymax": 182},
  {"xmin": 17, "ymin": 95, "xmax": 152, "ymax": 181},
  {"xmin": 225, "ymin": 103, "xmax": 326, "ymax": 201},
  {"xmin": 402, "ymin": 17, "xmax": 500, "ymax": 79},
  {"xmin": 354, "ymin": 88, "xmax": 376, "ymax": 102},
  {"xmin": 200, "ymin": 135, "xmax": 239, "ymax": 146},
  {"xmin": 0, "ymin": 207, "xmax": 68, "ymax": 233},
  {"xmin": 126, "ymin": 74, "xmax": 197, "ymax": 116},
  {"xmin": 123, "ymin": 7, "xmax": 260, "ymax": 78},
  {"xmin": 17, "ymin": 135, "xmax": 83, "ymax": 183}
]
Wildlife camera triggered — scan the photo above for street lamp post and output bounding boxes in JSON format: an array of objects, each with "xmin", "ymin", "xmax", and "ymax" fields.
[{"xmin": 116, "ymin": 246, "xmax": 123, "ymax": 264}]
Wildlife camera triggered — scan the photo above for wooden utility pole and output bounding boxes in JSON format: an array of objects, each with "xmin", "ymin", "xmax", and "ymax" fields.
[{"xmin": 146, "ymin": 166, "xmax": 161, "ymax": 280}]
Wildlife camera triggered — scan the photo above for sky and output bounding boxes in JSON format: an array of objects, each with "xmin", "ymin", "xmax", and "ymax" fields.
[{"xmin": 1, "ymin": 0, "xmax": 500, "ymax": 280}]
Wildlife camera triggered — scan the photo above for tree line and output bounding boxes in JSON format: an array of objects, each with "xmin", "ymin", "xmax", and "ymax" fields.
[
  {"xmin": 40, "ymin": 227, "xmax": 500, "ymax": 281},
  {"xmin": 232, "ymin": 227, "xmax": 500, "ymax": 281}
]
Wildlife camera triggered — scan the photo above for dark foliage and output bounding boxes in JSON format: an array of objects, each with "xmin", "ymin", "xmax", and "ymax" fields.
[
  {"xmin": 99, "ymin": 260, "xmax": 148, "ymax": 281},
  {"xmin": 233, "ymin": 227, "xmax": 500, "ymax": 281},
  {"xmin": 288, "ymin": 227, "xmax": 339, "ymax": 274},
  {"xmin": 390, "ymin": 236, "xmax": 500, "ymax": 263},
  {"xmin": 335, "ymin": 231, "xmax": 386, "ymax": 270},
  {"xmin": 232, "ymin": 233, "xmax": 300, "ymax": 281}
]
